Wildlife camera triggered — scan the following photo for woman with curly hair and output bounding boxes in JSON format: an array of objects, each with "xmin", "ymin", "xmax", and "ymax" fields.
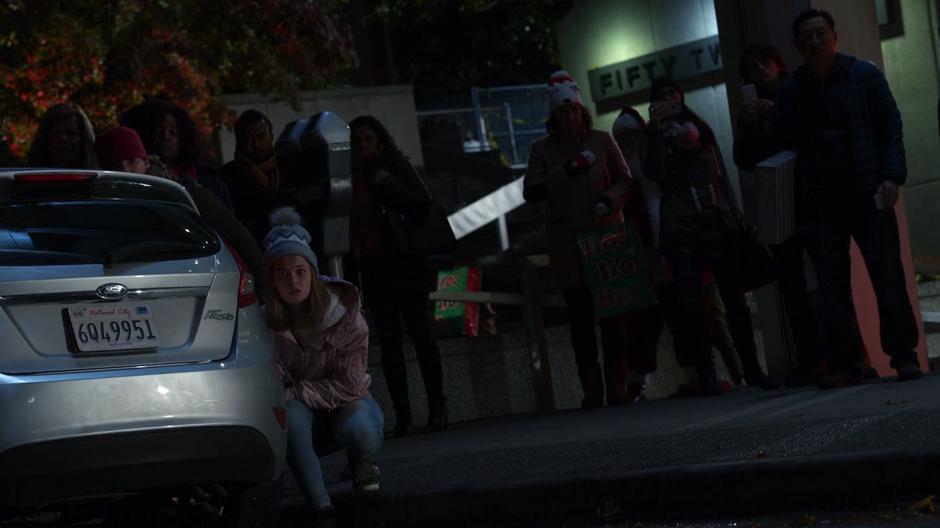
[{"xmin": 120, "ymin": 100, "xmax": 231, "ymax": 208}]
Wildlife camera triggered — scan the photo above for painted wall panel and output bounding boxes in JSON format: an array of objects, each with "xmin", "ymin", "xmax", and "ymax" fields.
[{"xmin": 880, "ymin": 0, "xmax": 940, "ymax": 259}]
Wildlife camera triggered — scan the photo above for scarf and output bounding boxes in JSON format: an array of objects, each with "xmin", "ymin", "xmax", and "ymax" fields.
[{"xmin": 235, "ymin": 150, "xmax": 280, "ymax": 198}]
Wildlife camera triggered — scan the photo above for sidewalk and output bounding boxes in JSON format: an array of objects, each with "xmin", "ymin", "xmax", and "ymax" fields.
[{"xmin": 282, "ymin": 373, "xmax": 940, "ymax": 526}]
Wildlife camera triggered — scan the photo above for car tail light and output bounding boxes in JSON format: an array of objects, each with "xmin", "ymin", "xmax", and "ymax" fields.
[
  {"xmin": 273, "ymin": 406, "xmax": 287, "ymax": 430},
  {"xmin": 14, "ymin": 173, "xmax": 95, "ymax": 184},
  {"xmin": 13, "ymin": 173, "xmax": 95, "ymax": 200},
  {"xmin": 224, "ymin": 242, "xmax": 257, "ymax": 308}
]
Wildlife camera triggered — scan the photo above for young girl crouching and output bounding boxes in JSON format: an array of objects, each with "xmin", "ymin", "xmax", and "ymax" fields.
[{"xmin": 263, "ymin": 207, "xmax": 384, "ymax": 518}]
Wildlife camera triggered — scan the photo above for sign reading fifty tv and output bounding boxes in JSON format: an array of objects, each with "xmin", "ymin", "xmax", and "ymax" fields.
[{"xmin": 588, "ymin": 35, "xmax": 722, "ymax": 103}]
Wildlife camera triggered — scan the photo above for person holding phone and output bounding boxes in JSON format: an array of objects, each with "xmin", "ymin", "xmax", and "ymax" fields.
[
  {"xmin": 733, "ymin": 44, "xmax": 789, "ymax": 171},
  {"xmin": 644, "ymin": 75, "xmax": 775, "ymax": 395}
]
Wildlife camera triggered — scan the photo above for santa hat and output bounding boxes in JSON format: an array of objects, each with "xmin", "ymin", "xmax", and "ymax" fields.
[{"xmin": 547, "ymin": 70, "xmax": 584, "ymax": 111}]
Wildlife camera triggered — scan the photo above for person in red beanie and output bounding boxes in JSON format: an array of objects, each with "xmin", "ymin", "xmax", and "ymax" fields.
[
  {"xmin": 95, "ymin": 126, "xmax": 151, "ymax": 173},
  {"xmin": 95, "ymin": 126, "xmax": 266, "ymax": 292}
]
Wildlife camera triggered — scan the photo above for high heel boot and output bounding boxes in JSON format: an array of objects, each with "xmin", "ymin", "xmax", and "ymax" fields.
[
  {"xmin": 423, "ymin": 397, "xmax": 448, "ymax": 433},
  {"xmin": 393, "ymin": 406, "xmax": 412, "ymax": 437}
]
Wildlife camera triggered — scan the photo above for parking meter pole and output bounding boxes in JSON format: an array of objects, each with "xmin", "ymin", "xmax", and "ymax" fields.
[
  {"xmin": 275, "ymin": 111, "xmax": 353, "ymax": 279},
  {"xmin": 326, "ymin": 255, "xmax": 344, "ymax": 280}
]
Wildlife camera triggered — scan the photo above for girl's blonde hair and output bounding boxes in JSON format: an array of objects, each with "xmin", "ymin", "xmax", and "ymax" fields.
[{"xmin": 264, "ymin": 259, "xmax": 330, "ymax": 332}]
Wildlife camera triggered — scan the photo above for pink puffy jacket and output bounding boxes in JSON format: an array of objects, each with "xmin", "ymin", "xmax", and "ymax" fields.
[{"xmin": 274, "ymin": 278, "xmax": 373, "ymax": 410}]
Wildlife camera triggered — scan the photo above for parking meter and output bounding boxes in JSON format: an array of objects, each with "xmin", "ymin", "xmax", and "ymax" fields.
[{"xmin": 275, "ymin": 111, "xmax": 353, "ymax": 278}]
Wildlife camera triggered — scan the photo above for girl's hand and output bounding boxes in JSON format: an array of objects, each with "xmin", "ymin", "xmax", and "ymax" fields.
[{"xmin": 285, "ymin": 387, "xmax": 298, "ymax": 401}]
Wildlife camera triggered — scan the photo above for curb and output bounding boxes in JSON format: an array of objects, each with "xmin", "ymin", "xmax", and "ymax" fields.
[{"xmin": 331, "ymin": 448, "xmax": 940, "ymax": 526}]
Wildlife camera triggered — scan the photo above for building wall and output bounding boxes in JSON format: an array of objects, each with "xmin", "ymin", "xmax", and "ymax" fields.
[
  {"xmin": 217, "ymin": 85, "xmax": 424, "ymax": 168},
  {"xmin": 881, "ymin": 0, "xmax": 940, "ymax": 262},
  {"xmin": 555, "ymin": 0, "xmax": 742, "ymax": 202}
]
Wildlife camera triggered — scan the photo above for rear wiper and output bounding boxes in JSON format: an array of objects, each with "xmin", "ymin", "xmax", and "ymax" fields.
[
  {"xmin": 0, "ymin": 249, "xmax": 99, "ymax": 266},
  {"xmin": 104, "ymin": 240, "xmax": 208, "ymax": 268}
]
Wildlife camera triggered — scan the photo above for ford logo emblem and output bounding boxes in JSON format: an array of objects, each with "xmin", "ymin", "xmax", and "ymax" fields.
[{"xmin": 96, "ymin": 283, "xmax": 127, "ymax": 301}]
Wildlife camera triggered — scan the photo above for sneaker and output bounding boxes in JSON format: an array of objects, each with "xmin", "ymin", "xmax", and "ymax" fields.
[
  {"xmin": 580, "ymin": 395, "xmax": 604, "ymax": 409},
  {"xmin": 351, "ymin": 458, "xmax": 380, "ymax": 492},
  {"xmin": 860, "ymin": 364, "xmax": 881, "ymax": 380},
  {"xmin": 745, "ymin": 371, "xmax": 780, "ymax": 390},
  {"xmin": 895, "ymin": 360, "xmax": 924, "ymax": 382},
  {"xmin": 818, "ymin": 369, "xmax": 862, "ymax": 389},
  {"xmin": 626, "ymin": 383, "xmax": 647, "ymax": 403},
  {"xmin": 340, "ymin": 461, "xmax": 380, "ymax": 482},
  {"xmin": 606, "ymin": 394, "xmax": 630, "ymax": 406}
]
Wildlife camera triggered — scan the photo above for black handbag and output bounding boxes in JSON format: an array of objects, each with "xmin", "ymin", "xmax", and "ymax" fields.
[
  {"xmin": 733, "ymin": 222, "xmax": 777, "ymax": 292},
  {"xmin": 385, "ymin": 202, "xmax": 458, "ymax": 256}
]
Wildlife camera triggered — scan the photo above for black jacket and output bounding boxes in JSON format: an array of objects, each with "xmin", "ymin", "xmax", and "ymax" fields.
[
  {"xmin": 775, "ymin": 53, "xmax": 906, "ymax": 194},
  {"xmin": 219, "ymin": 161, "xmax": 283, "ymax": 249},
  {"xmin": 178, "ymin": 176, "xmax": 266, "ymax": 292},
  {"xmin": 359, "ymin": 150, "xmax": 433, "ymax": 253}
]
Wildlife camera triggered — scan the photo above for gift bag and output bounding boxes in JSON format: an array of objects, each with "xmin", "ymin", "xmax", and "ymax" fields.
[
  {"xmin": 433, "ymin": 266, "xmax": 481, "ymax": 337},
  {"xmin": 577, "ymin": 222, "xmax": 657, "ymax": 318}
]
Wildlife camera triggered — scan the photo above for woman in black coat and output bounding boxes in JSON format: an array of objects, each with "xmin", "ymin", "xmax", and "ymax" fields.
[{"xmin": 349, "ymin": 115, "xmax": 446, "ymax": 436}]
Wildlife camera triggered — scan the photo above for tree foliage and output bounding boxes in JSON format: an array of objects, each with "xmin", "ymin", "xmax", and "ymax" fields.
[
  {"xmin": 0, "ymin": 0, "xmax": 358, "ymax": 157},
  {"xmin": 360, "ymin": 0, "xmax": 569, "ymax": 103}
]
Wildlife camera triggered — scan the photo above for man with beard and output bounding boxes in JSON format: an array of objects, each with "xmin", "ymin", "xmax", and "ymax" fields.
[{"xmin": 221, "ymin": 109, "xmax": 283, "ymax": 247}]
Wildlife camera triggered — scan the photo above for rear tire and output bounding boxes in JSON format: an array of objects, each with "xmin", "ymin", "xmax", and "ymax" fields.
[{"xmin": 222, "ymin": 474, "xmax": 283, "ymax": 528}]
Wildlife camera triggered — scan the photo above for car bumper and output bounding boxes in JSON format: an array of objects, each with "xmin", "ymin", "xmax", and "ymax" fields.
[{"xmin": 0, "ymin": 350, "xmax": 286, "ymax": 507}]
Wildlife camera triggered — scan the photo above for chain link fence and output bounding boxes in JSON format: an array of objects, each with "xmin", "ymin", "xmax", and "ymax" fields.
[{"xmin": 417, "ymin": 84, "xmax": 549, "ymax": 170}]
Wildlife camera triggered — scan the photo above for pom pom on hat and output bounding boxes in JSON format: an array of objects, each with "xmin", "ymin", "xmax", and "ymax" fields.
[
  {"xmin": 547, "ymin": 70, "xmax": 584, "ymax": 111},
  {"xmin": 269, "ymin": 206, "xmax": 303, "ymax": 227},
  {"xmin": 263, "ymin": 206, "xmax": 319, "ymax": 272}
]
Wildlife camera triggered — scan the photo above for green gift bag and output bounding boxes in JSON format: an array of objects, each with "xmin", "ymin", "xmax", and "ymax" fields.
[
  {"xmin": 576, "ymin": 222, "xmax": 657, "ymax": 318},
  {"xmin": 433, "ymin": 266, "xmax": 481, "ymax": 337}
]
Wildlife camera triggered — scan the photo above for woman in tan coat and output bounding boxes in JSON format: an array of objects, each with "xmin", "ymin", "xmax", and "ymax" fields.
[{"xmin": 523, "ymin": 71, "xmax": 634, "ymax": 408}]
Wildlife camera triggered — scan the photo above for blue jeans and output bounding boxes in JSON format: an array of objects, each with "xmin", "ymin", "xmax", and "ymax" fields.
[{"xmin": 285, "ymin": 398, "xmax": 384, "ymax": 508}]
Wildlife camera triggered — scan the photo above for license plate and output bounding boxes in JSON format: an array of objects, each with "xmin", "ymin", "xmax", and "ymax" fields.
[{"xmin": 67, "ymin": 305, "xmax": 160, "ymax": 352}]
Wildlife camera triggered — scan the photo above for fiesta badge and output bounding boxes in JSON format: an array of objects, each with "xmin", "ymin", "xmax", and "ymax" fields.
[{"xmin": 96, "ymin": 283, "xmax": 128, "ymax": 301}]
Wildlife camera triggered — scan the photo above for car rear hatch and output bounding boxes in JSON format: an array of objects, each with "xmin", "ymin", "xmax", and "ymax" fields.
[{"xmin": 0, "ymin": 171, "xmax": 245, "ymax": 374}]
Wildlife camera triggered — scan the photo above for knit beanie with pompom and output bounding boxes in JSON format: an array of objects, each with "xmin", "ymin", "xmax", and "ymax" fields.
[{"xmin": 262, "ymin": 207, "xmax": 318, "ymax": 272}]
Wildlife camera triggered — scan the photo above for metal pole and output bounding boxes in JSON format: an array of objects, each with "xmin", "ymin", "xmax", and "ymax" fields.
[
  {"xmin": 520, "ymin": 256, "xmax": 555, "ymax": 412},
  {"xmin": 326, "ymin": 255, "xmax": 344, "ymax": 279},
  {"xmin": 503, "ymin": 102, "xmax": 519, "ymax": 165},
  {"xmin": 497, "ymin": 214, "xmax": 510, "ymax": 252},
  {"xmin": 470, "ymin": 87, "xmax": 489, "ymax": 152}
]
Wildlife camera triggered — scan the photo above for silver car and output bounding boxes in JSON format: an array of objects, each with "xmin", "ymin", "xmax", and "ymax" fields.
[{"xmin": 0, "ymin": 169, "xmax": 285, "ymax": 525}]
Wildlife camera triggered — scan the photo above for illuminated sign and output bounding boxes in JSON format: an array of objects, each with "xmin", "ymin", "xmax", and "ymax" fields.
[{"xmin": 588, "ymin": 35, "xmax": 722, "ymax": 103}]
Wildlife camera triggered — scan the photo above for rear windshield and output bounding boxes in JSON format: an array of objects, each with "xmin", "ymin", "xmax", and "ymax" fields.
[{"xmin": 0, "ymin": 200, "xmax": 220, "ymax": 266}]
